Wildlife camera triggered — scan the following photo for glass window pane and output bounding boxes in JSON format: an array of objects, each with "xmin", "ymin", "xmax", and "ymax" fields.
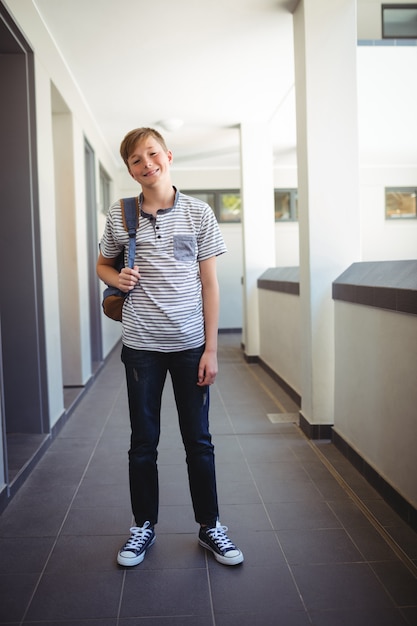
[
  {"xmin": 382, "ymin": 5, "xmax": 417, "ymax": 38},
  {"xmin": 191, "ymin": 192, "xmax": 215, "ymax": 207},
  {"xmin": 274, "ymin": 190, "xmax": 299, "ymax": 221},
  {"xmin": 275, "ymin": 191, "xmax": 291, "ymax": 220},
  {"xmin": 385, "ymin": 189, "xmax": 417, "ymax": 219},
  {"xmin": 219, "ymin": 192, "xmax": 241, "ymax": 222}
]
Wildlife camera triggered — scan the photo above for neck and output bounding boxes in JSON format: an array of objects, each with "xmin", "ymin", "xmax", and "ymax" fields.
[{"xmin": 141, "ymin": 185, "xmax": 175, "ymax": 216}]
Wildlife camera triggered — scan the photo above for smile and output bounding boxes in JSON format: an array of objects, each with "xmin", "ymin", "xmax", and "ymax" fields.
[{"xmin": 144, "ymin": 168, "xmax": 159, "ymax": 177}]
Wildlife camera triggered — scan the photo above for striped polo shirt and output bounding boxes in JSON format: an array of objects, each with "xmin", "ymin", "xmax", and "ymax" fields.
[{"xmin": 100, "ymin": 189, "xmax": 227, "ymax": 351}]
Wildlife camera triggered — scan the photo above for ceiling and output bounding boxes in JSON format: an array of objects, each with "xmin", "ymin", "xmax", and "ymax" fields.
[{"xmin": 34, "ymin": 0, "xmax": 298, "ymax": 170}]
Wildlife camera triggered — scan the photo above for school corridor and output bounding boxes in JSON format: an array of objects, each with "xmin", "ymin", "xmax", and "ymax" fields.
[{"xmin": 1, "ymin": 333, "xmax": 416, "ymax": 626}]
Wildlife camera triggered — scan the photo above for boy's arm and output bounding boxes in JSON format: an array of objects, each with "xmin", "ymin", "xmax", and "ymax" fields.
[
  {"xmin": 96, "ymin": 251, "xmax": 140, "ymax": 292},
  {"xmin": 197, "ymin": 255, "xmax": 220, "ymax": 386}
]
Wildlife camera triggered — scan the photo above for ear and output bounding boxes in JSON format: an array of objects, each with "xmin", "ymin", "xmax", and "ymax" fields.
[{"xmin": 167, "ymin": 150, "xmax": 173, "ymax": 164}]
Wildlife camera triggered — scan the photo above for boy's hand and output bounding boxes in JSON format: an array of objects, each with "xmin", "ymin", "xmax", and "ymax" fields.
[
  {"xmin": 119, "ymin": 265, "xmax": 140, "ymax": 292},
  {"xmin": 197, "ymin": 350, "xmax": 218, "ymax": 386}
]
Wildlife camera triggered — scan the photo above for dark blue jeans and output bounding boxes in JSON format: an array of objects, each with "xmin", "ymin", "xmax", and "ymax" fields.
[{"xmin": 121, "ymin": 344, "xmax": 219, "ymax": 528}]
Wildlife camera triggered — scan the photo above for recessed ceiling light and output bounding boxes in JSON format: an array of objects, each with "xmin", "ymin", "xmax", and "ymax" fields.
[{"xmin": 156, "ymin": 118, "xmax": 184, "ymax": 132}]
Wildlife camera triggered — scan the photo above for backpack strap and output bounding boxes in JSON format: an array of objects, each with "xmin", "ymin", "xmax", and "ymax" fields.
[{"xmin": 120, "ymin": 196, "xmax": 140, "ymax": 269}]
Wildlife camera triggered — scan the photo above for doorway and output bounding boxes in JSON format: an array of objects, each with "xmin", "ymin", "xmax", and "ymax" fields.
[{"xmin": 0, "ymin": 4, "xmax": 49, "ymax": 491}]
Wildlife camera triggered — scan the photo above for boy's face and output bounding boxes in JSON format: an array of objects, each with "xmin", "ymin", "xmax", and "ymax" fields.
[{"xmin": 127, "ymin": 137, "xmax": 173, "ymax": 188}]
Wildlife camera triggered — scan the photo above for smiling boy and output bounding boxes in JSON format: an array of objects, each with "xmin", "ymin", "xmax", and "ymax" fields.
[{"xmin": 97, "ymin": 127, "xmax": 243, "ymax": 567}]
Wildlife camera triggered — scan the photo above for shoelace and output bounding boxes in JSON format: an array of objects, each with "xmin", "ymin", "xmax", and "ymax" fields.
[
  {"xmin": 124, "ymin": 522, "xmax": 153, "ymax": 551},
  {"xmin": 206, "ymin": 524, "xmax": 236, "ymax": 551}
]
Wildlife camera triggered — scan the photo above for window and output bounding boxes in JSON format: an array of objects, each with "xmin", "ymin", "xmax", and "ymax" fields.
[
  {"xmin": 274, "ymin": 189, "xmax": 298, "ymax": 221},
  {"xmin": 218, "ymin": 192, "xmax": 242, "ymax": 222},
  {"xmin": 182, "ymin": 190, "xmax": 241, "ymax": 223},
  {"xmin": 382, "ymin": 4, "xmax": 417, "ymax": 38},
  {"xmin": 385, "ymin": 187, "xmax": 417, "ymax": 219},
  {"xmin": 183, "ymin": 188, "xmax": 299, "ymax": 223},
  {"xmin": 99, "ymin": 165, "xmax": 111, "ymax": 215}
]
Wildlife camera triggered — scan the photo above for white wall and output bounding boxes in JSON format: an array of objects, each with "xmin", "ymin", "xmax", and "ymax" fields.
[
  {"xmin": 272, "ymin": 46, "xmax": 417, "ymax": 269},
  {"xmin": 258, "ymin": 290, "xmax": 301, "ymax": 395},
  {"xmin": 5, "ymin": 0, "xmax": 122, "ymax": 428},
  {"xmin": 53, "ymin": 111, "xmax": 85, "ymax": 387},
  {"xmin": 357, "ymin": 46, "xmax": 417, "ymax": 262},
  {"xmin": 357, "ymin": 0, "xmax": 384, "ymax": 39},
  {"xmin": 334, "ymin": 301, "xmax": 417, "ymax": 509},
  {"xmin": 35, "ymin": 61, "xmax": 64, "ymax": 428},
  {"xmin": 360, "ymin": 167, "xmax": 417, "ymax": 261}
]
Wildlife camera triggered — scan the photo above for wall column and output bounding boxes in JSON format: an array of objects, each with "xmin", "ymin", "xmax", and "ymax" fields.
[
  {"xmin": 293, "ymin": 0, "xmax": 361, "ymax": 433},
  {"xmin": 239, "ymin": 122, "xmax": 276, "ymax": 358}
]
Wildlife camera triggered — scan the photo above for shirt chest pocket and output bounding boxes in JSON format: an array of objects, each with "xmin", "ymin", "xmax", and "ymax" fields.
[{"xmin": 173, "ymin": 235, "xmax": 196, "ymax": 262}]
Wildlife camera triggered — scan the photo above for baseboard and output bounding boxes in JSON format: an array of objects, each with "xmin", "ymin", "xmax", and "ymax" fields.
[
  {"xmin": 257, "ymin": 358, "xmax": 301, "ymax": 407},
  {"xmin": 332, "ymin": 429, "xmax": 417, "ymax": 532},
  {"xmin": 299, "ymin": 412, "xmax": 333, "ymax": 440}
]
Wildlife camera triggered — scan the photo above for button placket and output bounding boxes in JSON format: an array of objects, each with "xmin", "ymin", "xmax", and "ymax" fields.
[{"xmin": 154, "ymin": 218, "xmax": 162, "ymax": 241}]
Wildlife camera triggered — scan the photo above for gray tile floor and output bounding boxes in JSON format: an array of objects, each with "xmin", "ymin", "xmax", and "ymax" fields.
[{"xmin": 1, "ymin": 333, "xmax": 417, "ymax": 625}]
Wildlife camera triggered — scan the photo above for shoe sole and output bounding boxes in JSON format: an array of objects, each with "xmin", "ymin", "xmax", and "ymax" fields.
[
  {"xmin": 198, "ymin": 538, "xmax": 244, "ymax": 566},
  {"xmin": 117, "ymin": 535, "xmax": 156, "ymax": 567}
]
